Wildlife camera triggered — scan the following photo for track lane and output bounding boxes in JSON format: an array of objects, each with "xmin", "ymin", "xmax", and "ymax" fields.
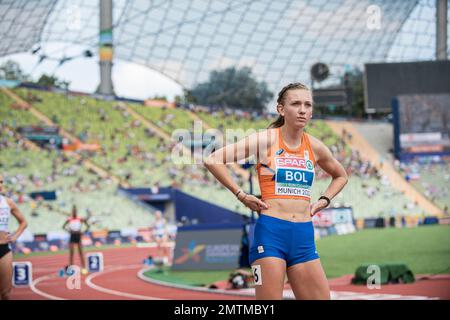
[{"xmin": 11, "ymin": 246, "xmax": 449, "ymax": 300}]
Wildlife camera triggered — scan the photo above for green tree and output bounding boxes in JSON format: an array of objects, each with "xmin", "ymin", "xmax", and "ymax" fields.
[
  {"xmin": 181, "ymin": 89, "xmax": 196, "ymax": 104},
  {"xmin": 0, "ymin": 60, "xmax": 30, "ymax": 81},
  {"xmin": 149, "ymin": 94, "xmax": 167, "ymax": 101},
  {"xmin": 188, "ymin": 67, "xmax": 273, "ymax": 111},
  {"xmin": 36, "ymin": 74, "xmax": 70, "ymax": 89}
]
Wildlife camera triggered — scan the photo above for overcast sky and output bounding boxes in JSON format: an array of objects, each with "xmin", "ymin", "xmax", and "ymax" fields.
[{"xmin": 0, "ymin": 48, "xmax": 184, "ymax": 102}]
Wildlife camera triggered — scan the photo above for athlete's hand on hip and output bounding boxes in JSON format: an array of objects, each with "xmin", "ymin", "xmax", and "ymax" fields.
[
  {"xmin": 309, "ymin": 199, "xmax": 328, "ymax": 217},
  {"xmin": 0, "ymin": 231, "xmax": 11, "ymax": 244},
  {"xmin": 6, "ymin": 233, "xmax": 17, "ymax": 243},
  {"xmin": 238, "ymin": 193, "xmax": 269, "ymax": 212}
]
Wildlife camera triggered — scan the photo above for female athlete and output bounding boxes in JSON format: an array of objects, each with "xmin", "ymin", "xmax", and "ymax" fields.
[
  {"xmin": 62, "ymin": 205, "xmax": 90, "ymax": 275},
  {"xmin": 204, "ymin": 83, "xmax": 348, "ymax": 300},
  {"xmin": 0, "ymin": 175, "xmax": 28, "ymax": 300},
  {"xmin": 151, "ymin": 210, "xmax": 169, "ymax": 257}
]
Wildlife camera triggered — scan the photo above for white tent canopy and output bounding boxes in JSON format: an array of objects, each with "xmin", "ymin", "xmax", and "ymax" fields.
[{"xmin": 0, "ymin": 0, "xmax": 447, "ymax": 92}]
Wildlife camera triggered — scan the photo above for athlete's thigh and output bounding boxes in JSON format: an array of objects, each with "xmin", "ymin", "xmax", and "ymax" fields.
[
  {"xmin": 286, "ymin": 258, "xmax": 330, "ymax": 300},
  {"xmin": 252, "ymin": 257, "xmax": 286, "ymax": 300},
  {"xmin": 0, "ymin": 251, "xmax": 13, "ymax": 295}
]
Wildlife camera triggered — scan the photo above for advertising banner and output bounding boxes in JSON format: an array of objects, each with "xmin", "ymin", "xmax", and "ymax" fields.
[
  {"xmin": 312, "ymin": 207, "xmax": 356, "ymax": 238},
  {"xmin": 172, "ymin": 225, "xmax": 243, "ymax": 271}
]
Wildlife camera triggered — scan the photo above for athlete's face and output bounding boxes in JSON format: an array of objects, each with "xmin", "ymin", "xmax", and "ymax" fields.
[{"xmin": 277, "ymin": 89, "xmax": 313, "ymax": 128}]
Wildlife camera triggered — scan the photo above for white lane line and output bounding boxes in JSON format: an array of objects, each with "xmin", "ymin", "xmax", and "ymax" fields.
[
  {"xmin": 30, "ymin": 274, "xmax": 66, "ymax": 300},
  {"xmin": 330, "ymin": 290, "xmax": 440, "ymax": 300},
  {"xmin": 85, "ymin": 265, "xmax": 164, "ymax": 300},
  {"xmin": 137, "ymin": 271, "xmax": 441, "ymax": 300},
  {"xmin": 136, "ymin": 268, "xmax": 259, "ymax": 299}
]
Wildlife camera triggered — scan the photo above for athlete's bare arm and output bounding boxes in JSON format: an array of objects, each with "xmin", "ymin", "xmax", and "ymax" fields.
[
  {"xmin": 82, "ymin": 218, "xmax": 90, "ymax": 232},
  {"xmin": 62, "ymin": 220, "xmax": 69, "ymax": 232},
  {"xmin": 6, "ymin": 198, "xmax": 27, "ymax": 243},
  {"xmin": 309, "ymin": 135, "xmax": 348, "ymax": 215},
  {"xmin": 204, "ymin": 130, "xmax": 274, "ymax": 212}
]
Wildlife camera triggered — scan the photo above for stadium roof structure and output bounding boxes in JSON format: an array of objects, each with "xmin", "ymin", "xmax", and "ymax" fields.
[{"xmin": 0, "ymin": 0, "xmax": 448, "ymax": 93}]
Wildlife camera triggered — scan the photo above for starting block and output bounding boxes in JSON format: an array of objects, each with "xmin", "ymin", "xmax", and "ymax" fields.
[
  {"xmin": 58, "ymin": 265, "xmax": 80, "ymax": 277},
  {"xmin": 142, "ymin": 256, "xmax": 169, "ymax": 266},
  {"xmin": 86, "ymin": 252, "xmax": 104, "ymax": 273},
  {"xmin": 142, "ymin": 256, "xmax": 153, "ymax": 266},
  {"xmin": 12, "ymin": 262, "xmax": 32, "ymax": 287},
  {"xmin": 58, "ymin": 268, "xmax": 67, "ymax": 277},
  {"xmin": 154, "ymin": 256, "xmax": 169, "ymax": 267}
]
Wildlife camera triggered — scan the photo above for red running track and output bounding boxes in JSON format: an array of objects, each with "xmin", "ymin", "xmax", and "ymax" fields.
[
  {"xmin": 10, "ymin": 246, "xmax": 450, "ymax": 300},
  {"xmin": 10, "ymin": 246, "xmax": 253, "ymax": 300}
]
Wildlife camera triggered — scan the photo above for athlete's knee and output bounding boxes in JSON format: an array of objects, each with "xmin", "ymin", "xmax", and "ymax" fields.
[
  {"xmin": 319, "ymin": 288, "xmax": 331, "ymax": 300},
  {"xmin": 255, "ymin": 287, "xmax": 283, "ymax": 300},
  {"xmin": 318, "ymin": 284, "xmax": 331, "ymax": 300}
]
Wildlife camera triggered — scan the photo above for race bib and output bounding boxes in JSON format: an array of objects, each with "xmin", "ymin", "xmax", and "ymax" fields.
[
  {"xmin": 274, "ymin": 156, "xmax": 314, "ymax": 198},
  {"xmin": 69, "ymin": 220, "xmax": 82, "ymax": 232},
  {"xmin": 0, "ymin": 207, "xmax": 9, "ymax": 231}
]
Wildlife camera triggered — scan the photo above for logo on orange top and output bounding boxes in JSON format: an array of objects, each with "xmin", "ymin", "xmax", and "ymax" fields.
[
  {"xmin": 275, "ymin": 157, "xmax": 307, "ymax": 169},
  {"xmin": 306, "ymin": 160, "xmax": 314, "ymax": 170}
]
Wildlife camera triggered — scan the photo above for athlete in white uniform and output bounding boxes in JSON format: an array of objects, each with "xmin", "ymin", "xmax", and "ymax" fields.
[
  {"xmin": 0, "ymin": 175, "xmax": 28, "ymax": 300},
  {"xmin": 151, "ymin": 210, "xmax": 169, "ymax": 256},
  {"xmin": 62, "ymin": 205, "xmax": 89, "ymax": 275}
]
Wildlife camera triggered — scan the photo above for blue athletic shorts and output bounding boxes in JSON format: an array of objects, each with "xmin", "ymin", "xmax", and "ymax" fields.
[{"xmin": 249, "ymin": 214, "xmax": 319, "ymax": 268}]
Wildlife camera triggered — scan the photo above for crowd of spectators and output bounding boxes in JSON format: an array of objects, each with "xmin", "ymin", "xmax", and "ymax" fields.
[{"xmin": 3, "ymin": 88, "xmax": 448, "ymax": 236}]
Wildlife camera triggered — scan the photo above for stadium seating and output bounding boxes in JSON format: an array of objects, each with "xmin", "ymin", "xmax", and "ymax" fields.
[
  {"xmin": 399, "ymin": 161, "xmax": 449, "ymax": 211},
  {"xmin": 1, "ymin": 90, "xmax": 157, "ymax": 234},
  {"xmin": 1, "ymin": 87, "xmax": 437, "ymax": 236},
  {"xmin": 130, "ymin": 103, "xmax": 195, "ymax": 134}
]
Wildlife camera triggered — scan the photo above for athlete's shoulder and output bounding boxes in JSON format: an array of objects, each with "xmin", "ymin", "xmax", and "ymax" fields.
[
  {"xmin": 305, "ymin": 133, "xmax": 325, "ymax": 147},
  {"xmin": 305, "ymin": 133, "xmax": 328, "ymax": 161},
  {"xmin": 4, "ymin": 196, "xmax": 16, "ymax": 208}
]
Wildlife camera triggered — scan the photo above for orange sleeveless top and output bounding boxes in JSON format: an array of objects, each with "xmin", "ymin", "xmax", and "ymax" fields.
[{"xmin": 256, "ymin": 127, "xmax": 316, "ymax": 202}]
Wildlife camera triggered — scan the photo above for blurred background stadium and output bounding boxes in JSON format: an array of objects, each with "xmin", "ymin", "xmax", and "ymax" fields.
[{"xmin": 0, "ymin": 0, "xmax": 449, "ymax": 299}]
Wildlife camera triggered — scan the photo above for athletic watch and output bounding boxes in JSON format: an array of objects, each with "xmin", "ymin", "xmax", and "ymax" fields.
[
  {"xmin": 235, "ymin": 189, "xmax": 246, "ymax": 201},
  {"xmin": 318, "ymin": 196, "xmax": 331, "ymax": 207}
]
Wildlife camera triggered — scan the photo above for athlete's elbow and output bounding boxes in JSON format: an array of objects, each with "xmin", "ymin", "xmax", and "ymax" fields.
[
  {"xmin": 203, "ymin": 153, "xmax": 215, "ymax": 169},
  {"xmin": 333, "ymin": 170, "xmax": 348, "ymax": 185},
  {"xmin": 340, "ymin": 171, "xmax": 349, "ymax": 186},
  {"xmin": 18, "ymin": 218, "xmax": 27, "ymax": 230},
  {"xmin": 203, "ymin": 152, "xmax": 222, "ymax": 169}
]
